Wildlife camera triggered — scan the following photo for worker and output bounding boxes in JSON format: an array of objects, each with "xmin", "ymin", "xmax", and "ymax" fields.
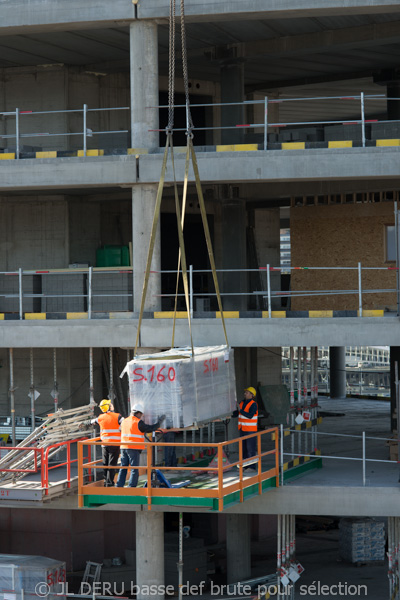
[
  {"xmin": 116, "ymin": 402, "xmax": 165, "ymax": 488},
  {"xmin": 91, "ymin": 399, "xmax": 123, "ymax": 487},
  {"xmin": 233, "ymin": 386, "xmax": 258, "ymax": 465}
]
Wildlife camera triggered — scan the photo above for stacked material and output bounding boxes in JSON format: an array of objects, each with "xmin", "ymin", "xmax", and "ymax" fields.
[
  {"xmin": 0, "ymin": 554, "xmax": 66, "ymax": 600},
  {"xmin": 339, "ymin": 518, "xmax": 386, "ymax": 563},
  {"xmin": 123, "ymin": 346, "xmax": 237, "ymax": 428},
  {"xmin": 0, "ymin": 405, "xmax": 94, "ymax": 486}
]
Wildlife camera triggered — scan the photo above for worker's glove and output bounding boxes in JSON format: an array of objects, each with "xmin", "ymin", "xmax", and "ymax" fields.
[
  {"xmin": 157, "ymin": 414, "xmax": 166, "ymax": 427},
  {"xmin": 79, "ymin": 419, "xmax": 92, "ymax": 429}
]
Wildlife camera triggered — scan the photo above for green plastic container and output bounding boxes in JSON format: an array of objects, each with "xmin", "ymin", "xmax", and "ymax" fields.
[{"xmin": 96, "ymin": 245, "xmax": 130, "ymax": 267}]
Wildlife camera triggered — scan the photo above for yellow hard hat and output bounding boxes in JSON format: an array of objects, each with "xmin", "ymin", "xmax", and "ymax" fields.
[
  {"xmin": 99, "ymin": 399, "xmax": 111, "ymax": 412},
  {"xmin": 244, "ymin": 386, "xmax": 257, "ymax": 397}
]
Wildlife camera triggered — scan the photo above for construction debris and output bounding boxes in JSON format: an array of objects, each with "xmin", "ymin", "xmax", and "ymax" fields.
[{"xmin": 0, "ymin": 405, "xmax": 94, "ymax": 486}]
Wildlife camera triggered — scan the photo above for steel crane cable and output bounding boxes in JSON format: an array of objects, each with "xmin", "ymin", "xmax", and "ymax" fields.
[
  {"xmin": 172, "ymin": 0, "xmax": 229, "ymax": 348},
  {"xmin": 134, "ymin": 0, "xmax": 229, "ymax": 356}
]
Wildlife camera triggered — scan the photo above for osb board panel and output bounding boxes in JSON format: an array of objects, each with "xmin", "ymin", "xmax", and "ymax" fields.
[{"xmin": 290, "ymin": 203, "xmax": 396, "ymax": 311}]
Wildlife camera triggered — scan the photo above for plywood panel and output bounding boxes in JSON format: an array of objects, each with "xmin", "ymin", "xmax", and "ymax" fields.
[{"xmin": 290, "ymin": 203, "xmax": 397, "ymax": 310}]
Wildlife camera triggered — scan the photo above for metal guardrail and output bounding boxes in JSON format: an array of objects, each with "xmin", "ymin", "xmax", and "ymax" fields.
[
  {"xmin": 282, "ymin": 427, "xmax": 398, "ymax": 487},
  {"xmin": 78, "ymin": 429, "xmax": 280, "ymax": 511},
  {"xmin": 1, "ymin": 93, "xmax": 400, "ymax": 155},
  {"xmin": 0, "ymin": 263, "xmax": 397, "ymax": 317}
]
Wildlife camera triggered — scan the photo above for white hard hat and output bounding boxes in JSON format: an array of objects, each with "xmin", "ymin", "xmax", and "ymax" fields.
[{"xmin": 131, "ymin": 401, "xmax": 145, "ymax": 414}]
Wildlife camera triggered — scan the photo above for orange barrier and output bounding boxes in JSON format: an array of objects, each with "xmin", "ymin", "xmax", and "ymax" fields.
[{"xmin": 77, "ymin": 428, "xmax": 280, "ymax": 511}]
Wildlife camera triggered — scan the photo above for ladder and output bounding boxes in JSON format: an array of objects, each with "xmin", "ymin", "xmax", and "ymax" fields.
[{"xmin": 82, "ymin": 561, "xmax": 102, "ymax": 585}]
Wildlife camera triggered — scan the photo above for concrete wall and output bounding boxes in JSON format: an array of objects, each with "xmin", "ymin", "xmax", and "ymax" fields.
[
  {"xmin": 291, "ymin": 201, "xmax": 397, "ymax": 310},
  {"xmin": 0, "ymin": 197, "xmax": 68, "ymax": 271},
  {"xmin": 0, "ymin": 66, "xmax": 68, "ymax": 152},
  {"xmin": 257, "ymin": 347, "xmax": 282, "ymax": 386},
  {"xmin": 0, "ymin": 508, "xmax": 136, "ymax": 570},
  {"xmin": 0, "ymin": 66, "xmax": 130, "ymax": 153},
  {"xmin": 0, "ymin": 348, "xmax": 103, "ymax": 417}
]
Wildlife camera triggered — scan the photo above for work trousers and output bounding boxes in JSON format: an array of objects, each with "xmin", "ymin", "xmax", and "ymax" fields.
[
  {"xmin": 239, "ymin": 430, "xmax": 257, "ymax": 461},
  {"xmin": 102, "ymin": 445, "xmax": 120, "ymax": 486},
  {"xmin": 116, "ymin": 448, "xmax": 141, "ymax": 488}
]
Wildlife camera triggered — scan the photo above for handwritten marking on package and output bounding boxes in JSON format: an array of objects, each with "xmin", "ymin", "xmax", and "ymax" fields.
[
  {"xmin": 204, "ymin": 358, "xmax": 219, "ymax": 374},
  {"xmin": 132, "ymin": 366, "xmax": 176, "ymax": 383}
]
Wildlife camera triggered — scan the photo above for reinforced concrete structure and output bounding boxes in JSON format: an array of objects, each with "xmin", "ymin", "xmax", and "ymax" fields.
[{"xmin": 1, "ymin": 0, "xmax": 400, "ymax": 596}]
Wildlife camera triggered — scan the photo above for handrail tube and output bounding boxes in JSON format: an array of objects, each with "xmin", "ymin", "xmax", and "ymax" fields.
[{"xmin": 78, "ymin": 428, "xmax": 279, "ymax": 510}]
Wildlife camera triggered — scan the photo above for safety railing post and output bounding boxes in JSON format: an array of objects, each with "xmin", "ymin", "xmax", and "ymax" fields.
[
  {"xmin": 267, "ymin": 264, "xmax": 272, "ymax": 317},
  {"xmin": 18, "ymin": 267, "xmax": 23, "ymax": 320},
  {"xmin": 362, "ymin": 431, "xmax": 366, "ymax": 486},
  {"xmin": 263, "ymin": 96, "xmax": 268, "ymax": 151},
  {"xmin": 83, "ymin": 104, "xmax": 88, "ymax": 156},
  {"xmin": 15, "ymin": 108, "xmax": 20, "ymax": 159},
  {"xmin": 280, "ymin": 424, "xmax": 284, "ymax": 486},
  {"xmin": 88, "ymin": 266, "xmax": 93, "ymax": 319},
  {"xmin": 189, "ymin": 264, "xmax": 193, "ymax": 318},
  {"xmin": 358, "ymin": 262, "xmax": 363, "ymax": 317},
  {"xmin": 361, "ymin": 92, "xmax": 366, "ymax": 148}
]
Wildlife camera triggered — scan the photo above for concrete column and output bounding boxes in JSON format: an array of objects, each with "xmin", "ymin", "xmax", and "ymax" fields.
[
  {"xmin": 387, "ymin": 82, "xmax": 400, "ymax": 121},
  {"xmin": 390, "ymin": 346, "xmax": 400, "ymax": 432},
  {"xmin": 220, "ymin": 61, "xmax": 244, "ymax": 145},
  {"xmin": 227, "ymin": 514, "xmax": 251, "ymax": 584},
  {"xmin": 329, "ymin": 346, "xmax": 346, "ymax": 399},
  {"xmin": 136, "ymin": 512, "xmax": 164, "ymax": 600},
  {"xmin": 220, "ymin": 197, "xmax": 247, "ymax": 310},
  {"xmin": 130, "ymin": 21, "xmax": 159, "ymax": 148},
  {"xmin": 130, "ymin": 22, "xmax": 161, "ymax": 312},
  {"xmin": 132, "ymin": 185, "xmax": 161, "ymax": 312}
]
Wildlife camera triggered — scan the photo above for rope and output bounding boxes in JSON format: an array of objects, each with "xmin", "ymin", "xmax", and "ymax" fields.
[{"xmin": 134, "ymin": 0, "xmax": 229, "ymax": 356}]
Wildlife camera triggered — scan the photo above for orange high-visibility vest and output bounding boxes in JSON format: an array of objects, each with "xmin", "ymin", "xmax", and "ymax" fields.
[
  {"xmin": 98, "ymin": 412, "xmax": 121, "ymax": 444},
  {"xmin": 238, "ymin": 399, "xmax": 258, "ymax": 432},
  {"xmin": 121, "ymin": 416, "xmax": 145, "ymax": 450}
]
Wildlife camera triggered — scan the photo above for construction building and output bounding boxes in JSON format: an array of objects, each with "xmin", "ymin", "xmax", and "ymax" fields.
[{"xmin": 1, "ymin": 0, "xmax": 400, "ymax": 597}]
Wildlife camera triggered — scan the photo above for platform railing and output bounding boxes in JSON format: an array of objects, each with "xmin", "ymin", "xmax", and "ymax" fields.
[
  {"xmin": 0, "ymin": 438, "xmax": 91, "ymax": 495},
  {"xmin": 1, "ymin": 93, "xmax": 400, "ymax": 154},
  {"xmin": 0, "ymin": 263, "xmax": 397, "ymax": 318},
  {"xmin": 282, "ymin": 428, "xmax": 399, "ymax": 487},
  {"xmin": 77, "ymin": 428, "xmax": 280, "ymax": 511}
]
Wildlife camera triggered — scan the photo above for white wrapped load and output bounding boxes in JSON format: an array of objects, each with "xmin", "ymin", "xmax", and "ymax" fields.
[
  {"xmin": 124, "ymin": 346, "xmax": 237, "ymax": 428},
  {"xmin": 0, "ymin": 554, "xmax": 66, "ymax": 600}
]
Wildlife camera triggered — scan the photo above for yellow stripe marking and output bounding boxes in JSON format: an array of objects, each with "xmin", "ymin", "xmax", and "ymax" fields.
[
  {"xmin": 25, "ymin": 313, "xmax": 46, "ymax": 320},
  {"xmin": 262, "ymin": 311, "xmax": 287, "ymax": 318},
  {"xmin": 304, "ymin": 455, "xmax": 310, "ymax": 462},
  {"xmin": 77, "ymin": 149, "xmax": 104, "ymax": 157},
  {"xmin": 376, "ymin": 139, "xmax": 400, "ymax": 146},
  {"xmin": 0, "ymin": 314, "xmax": 4, "ymax": 320},
  {"xmin": 328, "ymin": 141, "xmax": 353, "ymax": 148},
  {"xmin": 283, "ymin": 463, "xmax": 289, "ymax": 472},
  {"xmin": 217, "ymin": 145, "xmax": 235, "ymax": 152},
  {"xmin": 281, "ymin": 142, "xmax": 305, "ymax": 150},
  {"xmin": 293, "ymin": 458, "xmax": 300, "ymax": 467},
  {"xmin": 127, "ymin": 148, "xmax": 149, "ymax": 155},
  {"xmin": 66, "ymin": 312, "xmax": 88, "ymax": 319},
  {"xmin": 0, "ymin": 153, "xmax": 15, "ymax": 160},
  {"xmin": 309, "ymin": 310, "xmax": 333, "ymax": 318},
  {"xmin": 360, "ymin": 309, "xmax": 384, "ymax": 317},
  {"xmin": 154, "ymin": 311, "xmax": 188, "ymax": 319},
  {"xmin": 36, "ymin": 151, "xmax": 57, "ymax": 158},
  {"xmin": 216, "ymin": 311, "xmax": 239, "ymax": 318}
]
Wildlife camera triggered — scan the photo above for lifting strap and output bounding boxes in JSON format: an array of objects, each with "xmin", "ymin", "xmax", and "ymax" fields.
[{"xmin": 134, "ymin": 0, "xmax": 229, "ymax": 356}]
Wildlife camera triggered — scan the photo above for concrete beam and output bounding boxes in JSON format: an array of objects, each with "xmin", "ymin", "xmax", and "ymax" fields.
[
  {"xmin": 182, "ymin": 20, "xmax": 400, "ymax": 63},
  {"xmin": 0, "ymin": 0, "xmax": 136, "ymax": 36},
  {"xmin": 0, "ymin": 1, "xmax": 398, "ymax": 35},
  {"xmin": 3, "ymin": 483, "xmax": 400, "ymax": 517},
  {"xmin": 138, "ymin": 0, "xmax": 400, "ymax": 21},
  {"xmin": 1, "ymin": 148, "xmax": 400, "ymax": 192},
  {"xmin": 1, "ymin": 316, "xmax": 400, "ymax": 348}
]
